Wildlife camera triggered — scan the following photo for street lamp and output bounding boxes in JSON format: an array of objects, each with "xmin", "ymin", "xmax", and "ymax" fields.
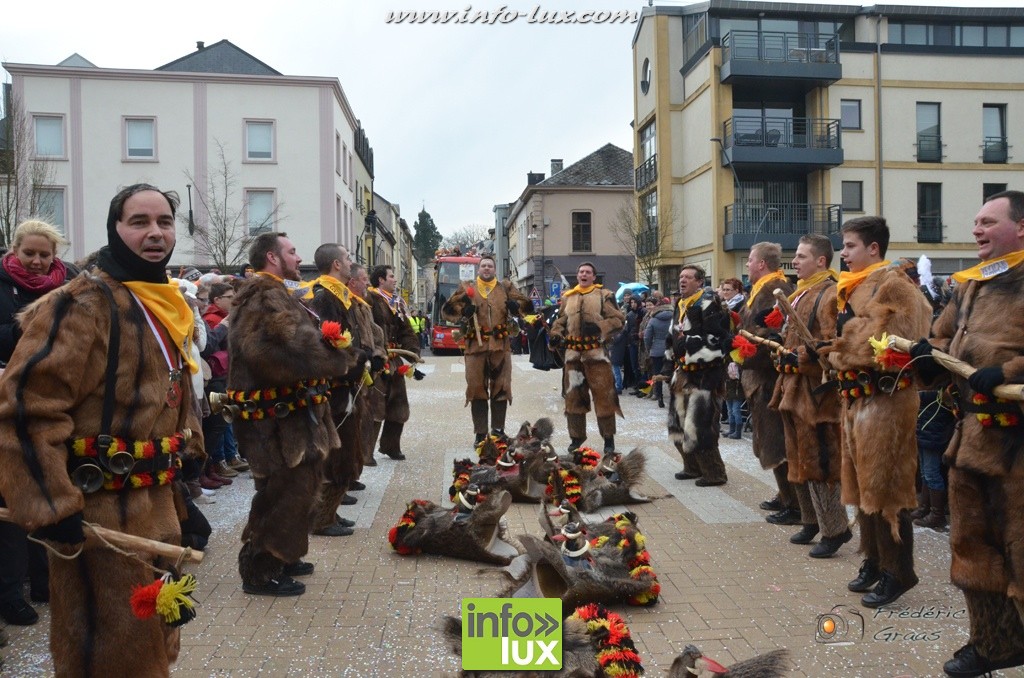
[
  {"xmin": 185, "ymin": 184, "xmax": 195, "ymax": 236},
  {"xmin": 529, "ymin": 221, "xmax": 547, "ymax": 295}
]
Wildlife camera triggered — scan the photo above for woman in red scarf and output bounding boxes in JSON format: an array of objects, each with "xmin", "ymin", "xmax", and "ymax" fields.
[
  {"xmin": 0, "ymin": 220, "xmax": 76, "ymax": 364},
  {"xmin": 0, "ymin": 219, "xmax": 76, "ymax": 628}
]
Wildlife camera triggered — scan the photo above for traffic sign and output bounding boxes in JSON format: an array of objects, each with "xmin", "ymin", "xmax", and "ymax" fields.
[{"xmin": 549, "ymin": 282, "xmax": 561, "ymax": 297}]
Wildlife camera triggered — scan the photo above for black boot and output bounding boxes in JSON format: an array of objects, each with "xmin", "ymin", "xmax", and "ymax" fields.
[
  {"xmin": 848, "ymin": 559, "xmax": 881, "ymax": 592},
  {"xmin": 861, "ymin": 570, "xmax": 916, "ymax": 608},
  {"xmin": 789, "ymin": 524, "xmax": 819, "ymax": 545},
  {"xmin": 471, "ymin": 400, "xmax": 488, "ymax": 442},
  {"xmin": 568, "ymin": 437, "xmax": 585, "ymax": 454},
  {"xmin": 489, "ymin": 399, "xmax": 507, "ymax": 433},
  {"xmin": 809, "ymin": 529, "xmax": 853, "ymax": 558},
  {"xmin": 914, "ymin": 488, "xmax": 947, "ymax": 531},
  {"xmin": 909, "ymin": 488, "xmax": 930, "ymax": 520},
  {"xmin": 603, "ymin": 436, "xmax": 614, "ymax": 454},
  {"xmin": 944, "ymin": 644, "xmax": 1024, "ymax": 678},
  {"xmin": 766, "ymin": 507, "xmax": 801, "ymax": 525}
]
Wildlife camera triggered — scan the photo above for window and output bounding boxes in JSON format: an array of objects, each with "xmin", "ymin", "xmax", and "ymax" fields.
[
  {"xmin": 840, "ymin": 100, "xmax": 861, "ymax": 130},
  {"xmin": 636, "ymin": 121, "xmax": 657, "ymax": 190},
  {"xmin": 342, "ymin": 143, "xmax": 349, "ymax": 184},
  {"xmin": 961, "ymin": 25, "xmax": 985, "ymax": 46},
  {"xmin": 246, "ymin": 190, "xmax": 275, "ymax": 234},
  {"xmin": 571, "ymin": 212, "xmax": 592, "ymax": 252},
  {"xmin": 982, "ymin": 104, "xmax": 1007, "ymax": 163},
  {"xmin": 245, "ymin": 121, "xmax": 274, "ymax": 161},
  {"xmin": 638, "ymin": 191, "xmax": 659, "ymax": 257},
  {"xmin": 917, "ymin": 183, "xmax": 942, "ymax": 243},
  {"xmin": 336, "ymin": 195, "xmax": 343, "ymax": 240},
  {"xmin": 35, "ymin": 187, "xmax": 65, "ymax": 233},
  {"xmin": 33, "ymin": 115, "xmax": 64, "ymax": 157},
  {"xmin": 841, "ymin": 181, "xmax": 863, "ymax": 212},
  {"xmin": 640, "ymin": 122, "xmax": 656, "ymax": 162},
  {"xmin": 335, "ymin": 133, "xmax": 342, "ymax": 175},
  {"xmin": 984, "ymin": 184, "xmax": 1007, "ymax": 201},
  {"xmin": 916, "ymin": 103, "xmax": 941, "ymax": 162},
  {"xmin": 124, "ymin": 118, "xmax": 156, "ymax": 160}
]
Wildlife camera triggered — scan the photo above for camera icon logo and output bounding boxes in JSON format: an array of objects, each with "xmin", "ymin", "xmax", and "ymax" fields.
[{"xmin": 815, "ymin": 604, "xmax": 865, "ymax": 645}]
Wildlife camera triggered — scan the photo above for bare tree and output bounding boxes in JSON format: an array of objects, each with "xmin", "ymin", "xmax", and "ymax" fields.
[
  {"xmin": 182, "ymin": 139, "xmax": 282, "ymax": 270},
  {"xmin": 608, "ymin": 196, "xmax": 676, "ymax": 286},
  {"xmin": 441, "ymin": 224, "xmax": 491, "ymax": 253},
  {"xmin": 0, "ymin": 90, "xmax": 57, "ymax": 248}
]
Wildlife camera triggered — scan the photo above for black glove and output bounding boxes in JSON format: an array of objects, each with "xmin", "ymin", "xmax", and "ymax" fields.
[
  {"xmin": 462, "ymin": 303, "xmax": 476, "ymax": 318},
  {"xmin": 581, "ymin": 321, "xmax": 601, "ymax": 337},
  {"xmin": 548, "ymin": 334, "xmax": 564, "ymax": 349},
  {"xmin": 413, "ymin": 369, "xmax": 426, "ymax": 381},
  {"xmin": 909, "ymin": 339, "xmax": 944, "ymax": 382},
  {"xmin": 752, "ymin": 308, "xmax": 772, "ymax": 328},
  {"xmin": 370, "ymin": 355, "xmax": 386, "ymax": 373},
  {"xmin": 505, "ymin": 300, "xmax": 521, "ymax": 315},
  {"xmin": 968, "ymin": 366, "xmax": 1006, "ymax": 397},
  {"xmin": 34, "ymin": 511, "xmax": 85, "ymax": 545}
]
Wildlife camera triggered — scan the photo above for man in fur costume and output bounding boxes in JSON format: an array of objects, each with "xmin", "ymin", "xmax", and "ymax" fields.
[
  {"xmin": 739, "ymin": 243, "xmax": 798, "ymax": 524},
  {"xmin": 667, "ymin": 265, "xmax": 730, "ymax": 486},
  {"xmin": 912, "ymin": 191, "xmax": 1024, "ymax": 678},
  {"xmin": 827, "ymin": 217, "xmax": 931, "ymax": 608},
  {"xmin": 307, "ymin": 247, "xmax": 386, "ymax": 537},
  {"xmin": 548, "ymin": 262, "xmax": 625, "ymax": 454},
  {"xmin": 441, "ymin": 254, "xmax": 533, "ymax": 444},
  {"xmin": 366, "ymin": 264, "xmax": 421, "ymax": 462},
  {"xmin": 0, "ymin": 184, "xmax": 204, "ymax": 676},
  {"xmin": 768, "ymin": 235, "xmax": 851, "ymax": 558},
  {"xmin": 231, "ymin": 232, "xmax": 363, "ymax": 596}
]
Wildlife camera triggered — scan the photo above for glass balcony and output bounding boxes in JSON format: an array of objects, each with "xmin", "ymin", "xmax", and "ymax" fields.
[
  {"xmin": 635, "ymin": 155, "xmax": 657, "ymax": 191},
  {"xmin": 916, "ymin": 134, "xmax": 943, "ymax": 163},
  {"xmin": 720, "ymin": 31, "xmax": 841, "ymax": 86},
  {"xmin": 723, "ymin": 202, "xmax": 842, "ymax": 251},
  {"xmin": 721, "ymin": 117, "xmax": 843, "ymax": 169},
  {"xmin": 917, "ymin": 216, "xmax": 943, "ymax": 243},
  {"xmin": 982, "ymin": 136, "xmax": 1008, "ymax": 164}
]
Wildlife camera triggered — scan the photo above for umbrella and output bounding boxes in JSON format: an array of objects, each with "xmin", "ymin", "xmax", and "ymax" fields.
[{"xmin": 615, "ymin": 282, "xmax": 649, "ymax": 303}]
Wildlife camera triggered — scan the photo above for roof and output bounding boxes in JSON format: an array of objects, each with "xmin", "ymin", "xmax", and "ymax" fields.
[
  {"xmin": 537, "ymin": 143, "xmax": 632, "ymax": 188},
  {"xmin": 156, "ymin": 40, "xmax": 281, "ymax": 75},
  {"xmin": 57, "ymin": 53, "xmax": 97, "ymax": 68}
]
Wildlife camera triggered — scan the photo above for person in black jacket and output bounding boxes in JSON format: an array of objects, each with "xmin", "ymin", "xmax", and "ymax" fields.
[{"xmin": 0, "ymin": 220, "xmax": 76, "ymax": 625}]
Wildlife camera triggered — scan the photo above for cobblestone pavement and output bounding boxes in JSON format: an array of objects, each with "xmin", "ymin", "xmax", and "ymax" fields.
[{"xmin": 2, "ymin": 354, "xmax": 972, "ymax": 677}]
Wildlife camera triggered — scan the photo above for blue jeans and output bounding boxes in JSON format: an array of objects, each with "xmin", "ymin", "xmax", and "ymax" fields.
[
  {"xmin": 612, "ymin": 364, "xmax": 624, "ymax": 393},
  {"xmin": 220, "ymin": 424, "xmax": 239, "ymax": 463},
  {"xmin": 726, "ymin": 399, "xmax": 744, "ymax": 433},
  {"xmin": 919, "ymin": 447, "xmax": 946, "ymax": 490}
]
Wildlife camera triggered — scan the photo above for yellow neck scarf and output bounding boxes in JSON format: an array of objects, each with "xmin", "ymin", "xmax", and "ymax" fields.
[
  {"xmin": 475, "ymin": 277, "xmax": 497, "ymax": 299},
  {"xmin": 255, "ymin": 271, "xmax": 284, "ymax": 284},
  {"xmin": 837, "ymin": 260, "xmax": 890, "ymax": 312},
  {"xmin": 123, "ymin": 281, "xmax": 197, "ymax": 374},
  {"xmin": 346, "ymin": 285, "xmax": 370, "ymax": 306},
  {"xmin": 368, "ymin": 286, "xmax": 397, "ymax": 314},
  {"xmin": 747, "ymin": 270, "xmax": 788, "ymax": 307},
  {"xmin": 677, "ymin": 290, "xmax": 702, "ymax": 315},
  {"xmin": 789, "ymin": 269, "xmax": 838, "ymax": 302},
  {"xmin": 952, "ymin": 249, "xmax": 1024, "ymax": 283},
  {"xmin": 311, "ymin": 275, "xmax": 351, "ymax": 309},
  {"xmin": 563, "ymin": 283, "xmax": 602, "ymax": 298}
]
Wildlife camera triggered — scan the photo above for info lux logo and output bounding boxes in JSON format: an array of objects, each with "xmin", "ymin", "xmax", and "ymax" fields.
[{"xmin": 461, "ymin": 598, "xmax": 562, "ymax": 670}]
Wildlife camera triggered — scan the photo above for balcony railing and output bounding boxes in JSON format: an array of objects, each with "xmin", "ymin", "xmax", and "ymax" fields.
[
  {"xmin": 637, "ymin": 227, "xmax": 659, "ymax": 258},
  {"xmin": 916, "ymin": 134, "xmax": 943, "ymax": 162},
  {"xmin": 721, "ymin": 31, "xmax": 839, "ymax": 65},
  {"xmin": 917, "ymin": 216, "xmax": 943, "ymax": 243},
  {"xmin": 983, "ymin": 136, "xmax": 1008, "ymax": 163},
  {"xmin": 724, "ymin": 117, "xmax": 841, "ymax": 150},
  {"xmin": 635, "ymin": 155, "xmax": 657, "ymax": 191},
  {"xmin": 723, "ymin": 203, "xmax": 841, "ymax": 250}
]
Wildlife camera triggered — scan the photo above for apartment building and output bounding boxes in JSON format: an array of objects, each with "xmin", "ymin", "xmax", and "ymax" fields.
[
  {"xmin": 2, "ymin": 40, "xmax": 375, "ymax": 269},
  {"xmin": 632, "ymin": 1, "xmax": 1024, "ymax": 288}
]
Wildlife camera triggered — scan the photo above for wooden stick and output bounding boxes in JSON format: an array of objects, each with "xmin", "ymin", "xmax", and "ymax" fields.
[
  {"xmin": 739, "ymin": 329, "xmax": 789, "ymax": 354},
  {"xmin": 772, "ymin": 288, "xmax": 831, "ymax": 373},
  {"xmin": 887, "ymin": 335, "xmax": 1024, "ymax": 402},
  {"xmin": 387, "ymin": 348, "xmax": 423, "ymax": 363},
  {"xmin": 0, "ymin": 508, "xmax": 204, "ymax": 564}
]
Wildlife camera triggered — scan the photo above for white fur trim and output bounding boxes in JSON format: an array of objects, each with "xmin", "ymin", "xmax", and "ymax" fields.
[
  {"xmin": 568, "ymin": 370, "xmax": 586, "ymax": 389},
  {"xmin": 687, "ymin": 346, "xmax": 723, "ymax": 363}
]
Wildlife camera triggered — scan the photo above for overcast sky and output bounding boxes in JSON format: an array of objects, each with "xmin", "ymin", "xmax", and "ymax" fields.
[{"xmin": 1, "ymin": 0, "xmax": 1018, "ymax": 236}]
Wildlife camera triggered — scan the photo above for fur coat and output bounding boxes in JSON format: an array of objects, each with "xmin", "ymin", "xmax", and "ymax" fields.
[
  {"xmin": 740, "ymin": 275, "xmax": 794, "ymax": 470},
  {"xmin": 442, "ymin": 279, "xmax": 532, "ymax": 355},
  {"xmin": 770, "ymin": 278, "xmax": 841, "ymax": 483},
  {"xmin": 929, "ymin": 260, "xmax": 1024, "ymax": 594},
  {"xmin": 366, "ymin": 289, "xmax": 420, "ymax": 423},
  {"xmin": 0, "ymin": 270, "xmax": 203, "ymax": 677},
  {"xmin": 549, "ymin": 287, "xmax": 624, "ymax": 364},
  {"xmin": 828, "ymin": 265, "xmax": 931, "ymax": 525}
]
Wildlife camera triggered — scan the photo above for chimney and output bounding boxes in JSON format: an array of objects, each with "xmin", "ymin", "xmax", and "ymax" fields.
[
  {"xmin": 550, "ymin": 159, "xmax": 563, "ymax": 175},
  {"xmin": 196, "ymin": 41, "xmax": 205, "ymax": 51},
  {"xmin": 527, "ymin": 172, "xmax": 545, "ymax": 186}
]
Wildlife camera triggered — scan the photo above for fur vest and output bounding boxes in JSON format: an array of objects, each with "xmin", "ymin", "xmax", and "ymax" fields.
[
  {"xmin": 550, "ymin": 288, "xmax": 624, "ymax": 362},
  {"xmin": 442, "ymin": 279, "xmax": 532, "ymax": 355}
]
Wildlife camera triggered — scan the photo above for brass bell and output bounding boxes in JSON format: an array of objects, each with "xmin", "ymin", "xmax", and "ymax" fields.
[
  {"xmin": 71, "ymin": 462, "xmax": 104, "ymax": 494},
  {"xmin": 856, "ymin": 371, "xmax": 873, "ymax": 386},
  {"xmin": 221, "ymin": 404, "xmax": 240, "ymax": 423},
  {"xmin": 107, "ymin": 451, "xmax": 136, "ymax": 476},
  {"xmin": 877, "ymin": 375, "xmax": 897, "ymax": 394},
  {"xmin": 240, "ymin": 400, "xmax": 258, "ymax": 413},
  {"xmin": 273, "ymin": 402, "xmax": 291, "ymax": 418},
  {"xmin": 208, "ymin": 392, "xmax": 230, "ymax": 414}
]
